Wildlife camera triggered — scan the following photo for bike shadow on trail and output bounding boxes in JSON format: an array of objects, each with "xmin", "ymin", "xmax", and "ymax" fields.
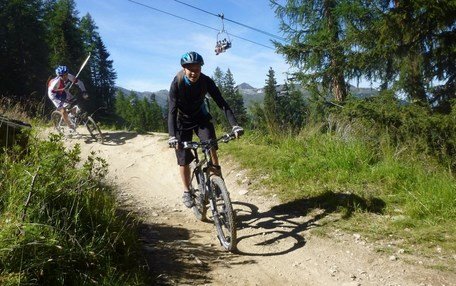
[
  {"xmin": 233, "ymin": 190, "xmax": 386, "ymax": 257},
  {"xmin": 132, "ymin": 192, "xmax": 385, "ymax": 284},
  {"xmin": 138, "ymin": 220, "xmax": 242, "ymax": 285},
  {"xmin": 97, "ymin": 131, "xmax": 138, "ymax": 145},
  {"xmin": 65, "ymin": 131, "xmax": 138, "ymax": 145}
]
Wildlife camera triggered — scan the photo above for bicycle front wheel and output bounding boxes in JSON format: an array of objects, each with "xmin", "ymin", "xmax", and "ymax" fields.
[
  {"xmin": 85, "ymin": 116, "xmax": 104, "ymax": 143},
  {"xmin": 210, "ymin": 176, "xmax": 237, "ymax": 251},
  {"xmin": 51, "ymin": 110, "xmax": 65, "ymax": 134}
]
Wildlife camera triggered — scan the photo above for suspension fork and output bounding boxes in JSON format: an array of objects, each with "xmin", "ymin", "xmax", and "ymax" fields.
[
  {"xmin": 192, "ymin": 148, "xmax": 208, "ymax": 197},
  {"xmin": 197, "ymin": 147, "xmax": 216, "ymax": 209}
]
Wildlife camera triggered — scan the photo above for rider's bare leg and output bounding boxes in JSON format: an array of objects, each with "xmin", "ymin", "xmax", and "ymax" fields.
[
  {"xmin": 179, "ymin": 149, "xmax": 221, "ymax": 190},
  {"xmin": 209, "ymin": 149, "xmax": 222, "ymax": 176},
  {"xmin": 180, "ymin": 164, "xmax": 195, "ymax": 207},
  {"xmin": 180, "ymin": 164, "xmax": 191, "ymax": 190},
  {"xmin": 60, "ymin": 108, "xmax": 74, "ymax": 130},
  {"xmin": 210, "ymin": 149, "xmax": 219, "ymax": 166}
]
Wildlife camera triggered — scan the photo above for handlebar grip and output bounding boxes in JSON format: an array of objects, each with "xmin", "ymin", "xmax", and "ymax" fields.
[
  {"xmin": 181, "ymin": 142, "xmax": 199, "ymax": 149},
  {"xmin": 221, "ymin": 133, "xmax": 234, "ymax": 142}
]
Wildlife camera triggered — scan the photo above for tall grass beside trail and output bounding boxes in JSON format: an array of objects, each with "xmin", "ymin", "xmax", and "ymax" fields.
[
  {"xmin": 0, "ymin": 134, "xmax": 150, "ymax": 285},
  {"xmin": 0, "ymin": 97, "xmax": 47, "ymax": 125},
  {"xmin": 223, "ymin": 126, "xmax": 456, "ymax": 261}
]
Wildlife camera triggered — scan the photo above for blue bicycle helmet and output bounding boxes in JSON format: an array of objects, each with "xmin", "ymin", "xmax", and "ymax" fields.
[
  {"xmin": 55, "ymin": 65, "xmax": 69, "ymax": 76},
  {"xmin": 180, "ymin": 51, "xmax": 204, "ymax": 67}
]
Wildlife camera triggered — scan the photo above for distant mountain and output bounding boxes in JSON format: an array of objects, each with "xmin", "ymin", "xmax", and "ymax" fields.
[
  {"xmin": 116, "ymin": 86, "xmax": 168, "ymax": 108},
  {"xmin": 235, "ymin": 83, "xmax": 264, "ymax": 108},
  {"xmin": 347, "ymin": 86, "xmax": 378, "ymax": 99},
  {"xmin": 115, "ymin": 83, "xmax": 378, "ymax": 110},
  {"xmin": 234, "ymin": 83, "xmax": 378, "ymax": 109},
  {"xmin": 237, "ymin": 82, "xmax": 255, "ymax": 90}
]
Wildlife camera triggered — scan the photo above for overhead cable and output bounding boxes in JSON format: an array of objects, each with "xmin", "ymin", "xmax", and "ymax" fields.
[
  {"xmin": 127, "ymin": 0, "xmax": 276, "ymax": 50},
  {"xmin": 128, "ymin": 0, "xmax": 217, "ymax": 32},
  {"xmin": 173, "ymin": 0, "xmax": 286, "ymax": 41}
]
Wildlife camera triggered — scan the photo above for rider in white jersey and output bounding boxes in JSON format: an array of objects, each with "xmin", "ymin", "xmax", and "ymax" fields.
[{"xmin": 48, "ymin": 65, "xmax": 87, "ymax": 130}]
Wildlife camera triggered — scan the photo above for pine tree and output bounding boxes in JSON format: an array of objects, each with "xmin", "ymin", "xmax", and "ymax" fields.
[
  {"xmin": 212, "ymin": 67, "xmax": 225, "ymax": 93},
  {"xmin": 375, "ymin": 1, "xmax": 456, "ymax": 110},
  {"xmin": 149, "ymin": 95, "xmax": 165, "ymax": 132},
  {"xmin": 93, "ymin": 36, "xmax": 117, "ymax": 111},
  {"xmin": 263, "ymin": 67, "xmax": 278, "ymax": 133},
  {"xmin": 223, "ymin": 69, "xmax": 247, "ymax": 126},
  {"xmin": 271, "ymin": 0, "xmax": 456, "ymax": 111},
  {"xmin": 0, "ymin": 0, "xmax": 49, "ymax": 101},
  {"xmin": 276, "ymin": 81, "xmax": 307, "ymax": 133},
  {"xmin": 114, "ymin": 90, "xmax": 128, "ymax": 126},
  {"xmin": 271, "ymin": 0, "xmax": 349, "ymax": 102},
  {"xmin": 126, "ymin": 92, "xmax": 139, "ymax": 131},
  {"xmin": 78, "ymin": 13, "xmax": 97, "ymax": 84},
  {"xmin": 209, "ymin": 67, "xmax": 225, "ymax": 126},
  {"xmin": 114, "ymin": 90, "xmax": 164, "ymax": 133},
  {"xmin": 45, "ymin": 0, "xmax": 84, "ymax": 70},
  {"xmin": 79, "ymin": 14, "xmax": 116, "ymax": 113}
]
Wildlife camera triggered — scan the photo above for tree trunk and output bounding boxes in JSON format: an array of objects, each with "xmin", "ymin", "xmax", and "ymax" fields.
[
  {"xmin": 332, "ymin": 71, "xmax": 347, "ymax": 102},
  {"xmin": 324, "ymin": 0, "xmax": 347, "ymax": 103}
]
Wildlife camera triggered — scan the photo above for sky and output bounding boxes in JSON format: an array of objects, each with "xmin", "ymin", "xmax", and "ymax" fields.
[{"xmin": 74, "ymin": 0, "xmax": 292, "ymax": 92}]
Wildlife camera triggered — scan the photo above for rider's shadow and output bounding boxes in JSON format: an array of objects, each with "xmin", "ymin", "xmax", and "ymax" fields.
[
  {"xmin": 232, "ymin": 191, "xmax": 385, "ymax": 256},
  {"xmin": 71, "ymin": 131, "xmax": 139, "ymax": 145},
  {"xmin": 98, "ymin": 131, "xmax": 138, "ymax": 145}
]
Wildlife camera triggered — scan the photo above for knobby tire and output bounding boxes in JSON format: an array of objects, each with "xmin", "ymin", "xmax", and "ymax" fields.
[
  {"xmin": 85, "ymin": 116, "xmax": 104, "ymax": 143},
  {"xmin": 210, "ymin": 176, "xmax": 237, "ymax": 251}
]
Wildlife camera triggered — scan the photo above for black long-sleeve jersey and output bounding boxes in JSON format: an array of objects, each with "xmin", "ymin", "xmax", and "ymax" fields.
[{"xmin": 167, "ymin": 71, "xmax": 238, "ymax": 137}]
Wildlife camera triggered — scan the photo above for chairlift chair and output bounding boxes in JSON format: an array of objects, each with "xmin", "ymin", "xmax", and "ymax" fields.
[{"xmin": 214, "ymin": 13, "xmax": 232, "ymax": 55}]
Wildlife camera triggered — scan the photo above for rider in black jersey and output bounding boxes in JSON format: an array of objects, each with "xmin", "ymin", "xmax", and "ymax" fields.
[{"xmin": 168, "ymin": 51, "xmax": 244, "ymax": 208}]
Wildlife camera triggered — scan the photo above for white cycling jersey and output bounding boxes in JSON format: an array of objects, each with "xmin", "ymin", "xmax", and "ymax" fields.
[{"xmin": 48, "ymin": 73, "xmax": 86, "ymax": 109}]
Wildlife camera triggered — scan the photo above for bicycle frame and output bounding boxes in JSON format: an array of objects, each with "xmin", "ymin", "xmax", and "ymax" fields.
[
  {"xmin": 51, "ymin": 98, "xmax": 104, "ymax": 142},
  {"xmin": 187, "ymin": 141, "xmax": 215, "ymax": 185},
  {"xmin": 185, "ymin": 133, "xmax": 232, "ymax": 198},
  {"xmin": 182, "ymin": 133, "xmax": 237, "ymax": 251}
]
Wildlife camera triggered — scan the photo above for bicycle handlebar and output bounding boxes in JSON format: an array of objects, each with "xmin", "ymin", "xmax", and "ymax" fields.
[{"xmin": 179, "ymin": 132, "xmax": 237, "ymax": 150}]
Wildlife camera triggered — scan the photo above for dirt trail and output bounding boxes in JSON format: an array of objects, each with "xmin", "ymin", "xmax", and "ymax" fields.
[{"xmin": 61, "ymin": 129, "xmax": 455, "ymax": 286}]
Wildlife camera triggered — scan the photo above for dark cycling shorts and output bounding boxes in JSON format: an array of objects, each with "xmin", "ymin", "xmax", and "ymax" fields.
[{"xmin": 175, "ymin": 121, "xmax": 217, "ymax": 165}]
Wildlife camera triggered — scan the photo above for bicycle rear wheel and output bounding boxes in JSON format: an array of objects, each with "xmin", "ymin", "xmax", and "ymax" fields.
[
  {"xmin": 85, "ymin": 116, "xmax": 104, "ymax": 143},
  {"xmin": 51, "ymin": 111, "xmax": 65, "ymax": 134},
  {"xmin": 191, "ymin": 169, "xmax": 208, "ymax": 221},
  {"xmin": 210, "ymin": 176, "xmax": 237, "ymax": 251}
]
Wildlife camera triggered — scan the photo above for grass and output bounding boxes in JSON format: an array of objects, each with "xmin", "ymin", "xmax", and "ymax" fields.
[
  {"xmin": 222, "ymin": 126, "xmax": 456, "ymax": 271},
  {"xmin": 0, "ymin": 133, "xmax": 151, "ymax": 285}
]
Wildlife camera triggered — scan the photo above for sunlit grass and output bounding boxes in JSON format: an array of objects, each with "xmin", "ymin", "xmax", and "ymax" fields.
[{"xmin": 222, "ymin": 127, "xmax": 456, "ymax": 270}]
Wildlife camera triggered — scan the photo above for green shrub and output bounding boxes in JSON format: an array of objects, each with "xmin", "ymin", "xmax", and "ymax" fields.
[
  {"xmin": 340, "ymin": 92, "xmax": 456, "ymax": 170},
  {"xmin": 0, "ymin": 134, "xmax": 149, "ymax": 285}
]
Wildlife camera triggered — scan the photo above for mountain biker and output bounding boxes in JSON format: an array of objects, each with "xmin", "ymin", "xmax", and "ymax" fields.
[
  {"xmin": 47, "ymin": 65, "xmax": 88, "ymax": 131},
  {"xmin": 168, "ymin": 51, "xmax": 244, "ymax": 208}
]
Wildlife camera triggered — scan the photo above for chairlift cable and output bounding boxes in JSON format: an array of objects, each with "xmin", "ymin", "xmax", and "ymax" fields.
[
  {"xmin": 173, "ymin": 0, "xmax": 285, "ymax": 41},
  {"xmin": 128, "ymin": 0, "xmax": 217, "ymax": 32},
  {"xmin": 127, "ymin": 0, "xmax": 275, "ymax": 50}
]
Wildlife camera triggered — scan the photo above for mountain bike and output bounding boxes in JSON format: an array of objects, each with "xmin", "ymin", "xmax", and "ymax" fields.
[
  {"xmin": 51, "ymin": 98, "xmax": 104, "ymax": 143},
  {"xmin": 180, "ymin": 132, "xmax": 238, "ymax": 252}
]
